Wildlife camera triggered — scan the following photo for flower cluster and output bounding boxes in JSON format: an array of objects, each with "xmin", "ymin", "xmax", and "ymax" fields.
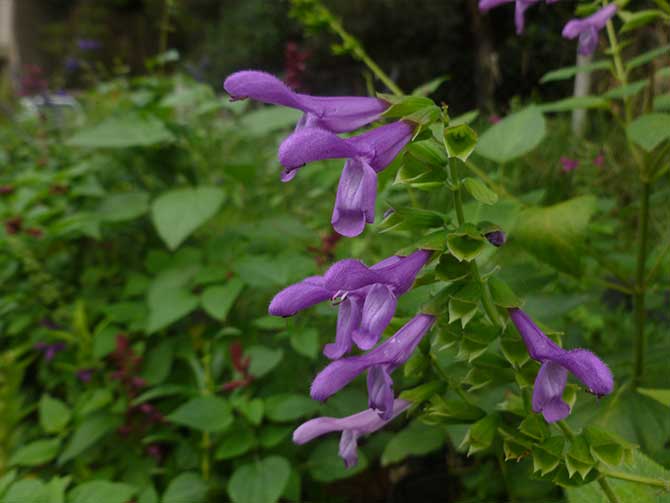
[
  {"xmin": 223, "ymin": 71, "xmax": 414, "ymax": 237},
  {"xmin": 479, "ymin": 1, "xmax": 617, "ymax": 56}
]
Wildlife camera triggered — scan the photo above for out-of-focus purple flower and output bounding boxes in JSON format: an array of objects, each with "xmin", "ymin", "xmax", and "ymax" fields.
[
  {"xmin": 40, "ymin": 318, "xmax": 61, "ymax": 330},
  {"xmin": 485, "ymin": 230, "xmax": 506, "ymax": 247},
  {"xmin": 278, "ymin": 122, "xmax": 414, "ymax": 236},
  {"xmin": 311, "ymin": 314, "xmax": 435, "ymax": 419},
  {"xmin": 479, "ymin": 0, "xmax": 558, "ymax": 34},
  {"xmin": 560, "ymin": 157, "xmax": 579, "ymax": 173},
  {"xmin": 77, "ymin": 38, "xmax": 102, "ymax": 51},
  {"xmin": 293, "ymin": 399, "xmax": 410, "ymax": 468},
  {"xmin": 270, "ymin": 250, "xmax": 431, "ymax": 358},
  {"xmin": 593, "ymin": 151, "xmax": 605, "ymax": 168},
  {"xmin": 562, "ymin": 5, "xmax": 617, "ymax": 56},
  {"xmin": 64, "ymin": 57, "xmax": 80, "ymax": 72},
  {"xmin": 223, "ymin": 70, "xmax": 388, "ymax": 133},
  {"xmin": 34, "ymin": 342, "xmax": 66, "ymax": 362},
  {"xmin": 76, "ymin": 368, "xmax": 94, "ymax": 383},
  {"xmin": 508, "ymin": 308, "xmax": 614, "ymax": 423}
]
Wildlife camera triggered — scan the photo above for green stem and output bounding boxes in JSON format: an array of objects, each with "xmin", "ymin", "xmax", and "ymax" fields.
[
  {"xmin": 201, "ymin": 341, "xmax": 213, "ymax": 481},
  {"xmin": 601, "ymin": 469, "xmax": 670, "ymax": 491},
  {"xmin": 632, "ymin": 181, "xmax": 651, "ymax": 390},
  {"xmin": 598, "ymin": 477, "xmax": 621, "ymax": 503},
  {"xmin": 556, "ymin": 420, "xmax": 575, "ymax": 440}
]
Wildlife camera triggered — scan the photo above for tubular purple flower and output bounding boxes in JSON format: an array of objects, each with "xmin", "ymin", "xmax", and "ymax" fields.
[
  {"xmin": 223, "ymin": 70, "xmax": 388, "ymax": 133},
  {"xmin": 269, "ymin": 250, "xmax": 432, "ymax": 359},
  {"xmin": 479, "ymin": 0, "xmax": 558, "ymax": 34},
  {"xmin": 562, "ymin": 5, "xmax": 617, "ymax": 56},
  {"xmin": 508, "ymin": 308, "xmax": 614, "ymax": 423},
  {"xmin": 310, "ymin": 314, "xmax": 435, "ymax": 419},
  {"xmin": 293, "ymin": 398, "xmax": 410, "ymax": 468},
  {"xmin": 278, "ymin": 122, "xmax": 414, "ymax": 236}
]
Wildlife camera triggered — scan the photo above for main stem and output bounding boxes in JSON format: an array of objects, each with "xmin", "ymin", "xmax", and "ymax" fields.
[
  {"xmin": 632, "ymin": 181, "xmax": 650, "ymax": 389},
  {"xmin": 598, "ymin": 478, "xmax": 621, "ymax": 503},
  {"xmin": 601, "ymin": 468, "xmax": 670, "ymax": 491}
]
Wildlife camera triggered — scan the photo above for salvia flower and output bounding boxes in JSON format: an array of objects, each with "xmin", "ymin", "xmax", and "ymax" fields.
[
  {"xmin": 562, "ymin": 5, "xmax": 617, "ymax": 56},
  {"xmin": 278, "ymin": 122, "xmax": 414, "ymax": 236},
  {"xmin": 560, "ymin": 156, "xmax": 579, "ymax": 173},
  {"xmin": 311, "ymin": 314, "xmax": 435, "ymax": 419},
  {"xmin": 269, "ymin": 250, "xmax": 431, "ymax": 359},
  {"xmin": 293, "ymin": 399, "xmax": 410, "ymax": 468},
  {"xmin": 508, "ymin": 308, "xmax": 613, "ymax": 423},
  {"xmin": 479, "ymin": 0, "xmax": 559, "ymax": 34},
  {"xmin": 223, "ymin": 70, "xmax": 388, "ymax": 133},
  {"xmin": 34, "ymin": 342, "xmax": 66, "ymax": 362},
  {"xmin": 485, "ymin": 230, "xmax": 506, "ymax": 247}
]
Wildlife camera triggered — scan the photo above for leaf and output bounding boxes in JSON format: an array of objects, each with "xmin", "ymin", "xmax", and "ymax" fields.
[
  {"xmin": 460, "ymin": 413, "xmax": 500, "ymax": 455},
  {"xmin": 447, "ymin": 225, "xmax": 487, "ymax": 262},
  {"xmin": 627, "ymin": 113, "xmax": 670, "ymax": 152},
  {"xmin": 476, "ymin": 107, "xmax": 546, "ymax": 163},
  {"xmin": 39, "ymin": 395, "xmax": 71, "ymax": 433},
  {"xmin": 411, "ymin": 75, "xmax": 449, "ymax": 96},
  {"xmin": 443, "ymin": 124, "xmax": 478, "ymax": 162},
  {"xmin": 637, "ymin": 387, "xmax": 670, "ymax": 407},
  {"xmin": 201, "ymin": 278, "xmax": 244, "ymax": 321},
  {"xmin": 162, "ymin": 472, "xmax": 208, "ymax": 503},
  {"xmin": 239, "ymin": 107, "xmax": 302, "ymax": 135},
  {"xmin": 9, "ymin": 439, "xmax": 60, "ymax": 467},
  {"xmin": 540, "ymin": 60, "xmax": 611, "ymax": 83},
  {"xmin": 290, "ymin": 327, "xmax": 320, "ymax": 359},
  {"xmin": 67, "ymin": 114, "xmax": 174, "ymax": 148},
  {"xmin": 4, "ymin": 479, "xmax": 46, "ymax": 503},
  {"xmin": 539, "ymin": 96, "xmax": 610, "ymax": 113},
  {"xmin": 167, "ymin": 396, "xmax": 233, "ymax": 433},
  {"xmin": 604, "ymin": 80, "xmax": 648, "ymax": 100},
  {"xmin": 146, "ymin": 267, "xmax": 200, "ymax": 333},
  {"xmin": 513, "ymin": 196, "xmax": 597, "ymax": 275},
  {"xmin": 532, "ymin": 436, "xmax": 565, "ymax": 476},
  {"xmin": 264, "ymin": 394, "xmax": 319, "ymax": 422},
  {"xmin": 625, "ymin": 43, "xmax": 670, "ymax": 72},
  {"xmin": 307, "ymin": 439, "xmax": 368, "ymax": 482},
  {"xmin": 215, "ymin": 423, "xmax": 255, "ymax": 460},
  {"xmin": 463, "ymin": 177, "xmax": 498, "ymax": 205},
  {"xmin": 69, "ymin": 481, "xmax": 137, "ymax": 503},
  {"xmin": 140, "ymin": 339, "xmax": 174, "ymax": 385},
  {"xmin": 620, "ymin": 9, "xmax": 669, "ymax": 32},
  {"xmin": 381, "ymin": 421, "xmax": 444, "ymax": 466},
  {"xmin": 435, "ymin": 253, "xmax": 470, "ymax": 282},
  {"xmin": 565, "ymin": 435, "xmax": 596, "ymax": 479},
  {"xmin": 151, "ymin": 186, "xmax": 225, "ymax": 250},
  {"xmin": 97, "ymin": 192, "xmax": 149, "ymax": 222},
  {"xmin": 246, "ymin": 346, "xmax": 283, "ymax": 378},
  {"xmin": 58, "ymin": 413, "xmax": 120, "ymax": 464},
  {"xmin": 488, "ymin": 277, "xmax": 522, "ymax": 308},
  {"xmin": 228, "ymin": 456, "xmax": 291, "ymax": 503}
]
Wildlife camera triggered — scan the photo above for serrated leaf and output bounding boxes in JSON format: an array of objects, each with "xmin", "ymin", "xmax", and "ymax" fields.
[
  {"xmin": 435, "ymin": 253, "xmax": 470, "ymax": 282},
  {"xmin": 447, "ymin": 228, "xmax": 486, "ymax": 262},
  {"xmin": 532, "ymin": 436, "xmax": 565, "ymax": 476},
  {"xmin": 444, "ymin": 124, "xmax": 478, "ymax": 162},
  {"xmin": 460, "ymin": 413, "xmax": 500, "ymax": 455},
  {"xmin": 488, "ymin": 277, "xmax": 522, "ymax": 308},
  {"xmin": 565, "ymin": 435, "xmax": 596, "ymax": 479}
]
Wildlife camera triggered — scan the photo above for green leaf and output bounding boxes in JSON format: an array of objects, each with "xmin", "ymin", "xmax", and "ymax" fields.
[
  {"xmin": 162, "ymin": 472, "xmax": 208, "ymax": 503},
  {"xmin": 411, "ymin": 75, "xmax": 449, "ymax": 96},
  {"xmin": 239, "ymin": 107, "xmax": 302, "ymax": 135},
  {"xmin": 519, "ymin": 414, "xmax": 551, "ymax": 442},
  {"xmin": 39, "ymin": 395, "xmax": 71, "ymax": 433},
  {"xmin": 584, "ymin": 426, "xmax": 628, "ymax": 467},
  {"xmin": 265, "ymin": 394, "xmax": 319, "ymax": 422},
  {"xmin": 246, "ymin": 346, "xmax": 283, "ymax": 378},
  {"xmin": 228, "ymin": 456, "xmax": 291, "ymax": 503},
  {"xmin": 307, "ymin": 439, "xmax": 368, "ymax": 482},
  {"xmin": 625, "ymin": 44, "xmax": 670, "ymax": 72},
  {"xmin": 627, "ymin": 113, "xmax": 670, "ymax": 152},
  {"xmin": 215, "ymin": 423, "xmax": 255, "ymax": 460},
  {"xmin": 540, "ymin": 60, "xmax": 611, "ymax": 83},
  {"xmin": 290, "ymin": 327, "xmax": 320, "ymax": 359},
  {"xmin": 97, "ymin": 192, "xmax": 149, "ymax": 222},
  {"xmin": 140, "ymin": 339, "xmax": 174, "ymax": 385},
  {"xmin": 235, "ymin": 397, "xmax": 264, "ymax": 426},
  {"xmin": 167, "ymin": 396, "xmax": 233, "ymax": 433},
  {"xmin": 382, "ymin": 95, "xmax": 441, "ymax": 125},
  {"xmin": 381, "ymin": 421, "xmax": 444, "ymax": 466},
  {"xmin": 513, "ymin": 196, "xmax": 597, "ymax": 275},
  {"xmin": 463, "ymin": 177, "xmax": 498, "ymax": 205},
  {"xmin": 539, "ymin": 96, "xmax": 610, "ymax": 113},
  {"xmin": 69, "ymin": 481, "xmax": 137, "ymax": 503},
  {"xmin": 620, "ymin": 9, "xmax": 669, "ymax": 32},
  {"xmin": 448, "ymin": 298, "xmax": 478, "ymax": 328},
  {"xmin": 68, "ymin": 114, "xmax": 174, "ymax": 148},
  {"xmin": 146, "ymin": 267, "xmax": 200, "ymax": 333},
  {"xmin": 435, "ymin": 253, "xmax": 470, "ymax": 282},
  {"xmin": 201, "ymin": 278, "xmax": 244, "ymax": 321},
  {"xmin": 447, "ymin": 225, "xmax": 487, "ymax": 262},
  {"xmin": 9, "ymin": 439, "xmax": 60, "ymax": 467},
  {"xmin": 259, "ymin": 425, "xmax": 292, "ymax": 449},
  {"xmin": 151, "ymin": 186, "xmax": 225, "ymax": 250},
  {"xmin": 58, "ymin": 413, "xmax": 120, "ymax": 464},
  {"xmin": 4, "ymin": 479, "xmax": 46, "ymax": 503},
  {"xmin": 500, "ymin": 325, "xmax": 530, "ymax": 367},
  {"xmin": 565, "ymin": 435, "xmax": 596, "ymax": 479},
  {"xmin": 638, "ymin": 387, "xmax": 670, "ymax": 407},
  {"xmin": 654, "ymin": 93, "xmax": 670, "ymax": 112},
  {"xmin": 476, "ymin": 107, "xmax": 546, "ymax": 163},
  {"xmin": 425, "ymin": 396, "xmax": 486, "ymax": 424},
  {"xmin": 488, "ymin": 277, "xmax": 522, "ymax": 308},
  {"xmin": 532, "ymin": 436, "xmax": 565, "ymax": 476},
  {"xmin": 604, "ymin": 80, "xmax": 649, "ymax": 100},
  {"xmin": 460, "ymin": 413, "xmax": 500, "ymax": 455},
  {"xmin": 444, "ymin": 124, "xmax": 478, "ymax": 162},
  {"xmin": 378, "ymin": 207, "xmax": 445, "ymax": 233}
]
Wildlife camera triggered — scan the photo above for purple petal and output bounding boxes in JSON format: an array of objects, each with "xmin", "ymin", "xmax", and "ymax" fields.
[
  {"xmin": 268, "ymin": 276, "xmax": 331, "ymax": 317},
  {"xmin": 376, "ymin": 249, "xmax": 432, "ymax": 294},
  {"xmin": 514, "ymin": 0, "xmax": 540, "ymax": 34},
  {"xmin": 588, "ymin": 4, "xmax": 617, "ymax": 29},
  {"xmin": 562, "ymin": 19, "xmax": 585, "ymax": 39},
  {"xmin": 300, "ymin": 96, "xmax": 389, "ymax": 133},
  {"xmin": 323, "ymin": 257, "xmax": 384, "ymax": 292},
  {"xmin": 532, "ymin": 361, "xmax": 571, "ymax": 422},
  {"xmin": 223, "ymin": 71, "xmax": 306, "ymax": 109},
  {"xmin": 310, "ymin": 356, "xmax": 370, "ymax": 401},
  {"xmin": 508, "ymin": 308, "xmax": 562, "ymax": 361},
  {"xmin": 349, "ymin": 122, "xmax": 414, "ymax": 171},
  {"xmin": 578, "ymin": 26, "xmax": 600, "ymax": 56},
  {"xmin": 331, "ymin": 159, "xmax": 378, "ymax": 238},
  {"xmin": 367, "ymin": 365, "xmax": 395, "ymax": 420},
  {"xmin": 339, "ymin": 430, "xmax": 360, "ymax": 468},
  {"xmin": 479, "ymin": 0, "xmax": 514, "ymax": 11},
  {"xmin": 373, "ymin": 314, "xmax": 435, "ymax": 371},
  {"xmin": 554, "ymin": 348, "xmax": 614, "ymax": 397},
  {"xmin": 324, "ymin": 296, "xmax": 362, "ymax": 359},
  {"xmin": 370, "ymin": 255, "xmax": 403, "ymax": 270},
  {"xmin": 353, "ymin": 284, "xmax": 397, "ymax": 350}
]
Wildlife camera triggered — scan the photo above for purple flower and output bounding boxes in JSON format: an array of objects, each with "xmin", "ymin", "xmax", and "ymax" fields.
[
  {"xmin": 562, "ymin": 5, "xmax": 617, "ymax": 56},
  {"xmin": 270, "ymin": 250, "xmax": 432, "ymax": 359},
  {"xmin": 560, "ymin": 156, "xmax": 579, "ymax": 173},
  {"xmin": 34, "ymin": 342, "xmax": 66, "ymax": 362},
  {"xmin": 76, "ymin": 39, "xmax": 102, "ymax": 51},
  {"xmin": 76, "ymin": 368, "xmax": 94, "ymax": 383},
  {"xmin": 479, "ymin": 0, "xmax": 558, "ymax": 34},
  {"xmin": 593, "ymin": 151, "xmax": 605, "ymax": 168},
  {"xmin": 64, "ymin": 57, "xmax": 80, "ymax": 72},
  {"xmin": 508, "ymin": 309, "xmax": 614, "ymax": 423},
  {"xmin": 485, "ymin": 230, "xmax": 506, "ymax": 247},
  {"xmin": 293, "ymin": 398, "xmax": 410, "ymax": 468},
  {"xmin": 278, "ymin": 122, "xmax": 414, "ymax": 236},
  {"xmin": 223, "ymin": 70, "xmax": 388, "ymax": 133},
  {"xmin": 311, "ymin": 314, "xmax": 435, "ymax": 419}
]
